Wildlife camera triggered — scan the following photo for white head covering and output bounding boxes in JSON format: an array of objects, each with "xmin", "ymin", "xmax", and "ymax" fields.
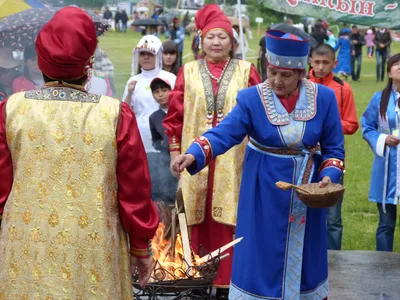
[{"xmin": 131, "ymin": 35, "xmax": 163, "ymax": 76}]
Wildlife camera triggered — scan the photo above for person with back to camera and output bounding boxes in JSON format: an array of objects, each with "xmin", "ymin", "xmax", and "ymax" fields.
[{"xmin": 0, "ymin": 7, "xmax": 159, "ymax": 298}]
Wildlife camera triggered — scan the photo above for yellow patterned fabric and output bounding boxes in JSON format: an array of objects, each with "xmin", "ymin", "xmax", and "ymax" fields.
[
  {"xmin": 0, "ymin": 88, "xmax": 132, "ymax": 300},
  {"xmin": 181, "ymin": 59, "xmax": 251, "ymax": 226}
]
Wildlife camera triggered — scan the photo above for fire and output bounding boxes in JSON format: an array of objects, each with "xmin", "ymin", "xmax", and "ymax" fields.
[{"xmin": 151, "ymin": 222, "xmax": 201, "ymax": 281}]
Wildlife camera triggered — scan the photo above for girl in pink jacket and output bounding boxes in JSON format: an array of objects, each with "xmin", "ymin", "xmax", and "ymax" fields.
[{"xmin": 365, "ymin": 29, "xmax": 375, "ymax": 58}]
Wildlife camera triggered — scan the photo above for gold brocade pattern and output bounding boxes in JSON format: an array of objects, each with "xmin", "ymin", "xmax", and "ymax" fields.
[
  {"xmin": 181, "ymin": 60, "xmax": 251, "ymax": 226},
  {"xmin": 0, "ymin": 89, "xmax": 132, "ymax": 299}
]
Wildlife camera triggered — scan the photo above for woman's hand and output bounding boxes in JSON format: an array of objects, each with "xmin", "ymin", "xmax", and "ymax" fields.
[
  {"xmin": 124, "ymin": 80, "xmax": 137, "ymax": 103},
  {"xmin": 385, "ymin": 135, "xmax": 400, "ymax": 147},
  {"xmin": 171, "ymin": 154, "xmax": 195, "ymax": 177},
  {"xmin": 127, "ymin": 80, "xmax": 137, "ymax": 95},
  {"xmin": 170, "ymin": 152, "xmax": 181, "ymax": 179},
  {"xmin": 130, "ymin": 255, "xmax": 153, "ymax": 289},
  {"xmin": 319, "ymin": 176, "xmax": 332, "ymax": 188}
]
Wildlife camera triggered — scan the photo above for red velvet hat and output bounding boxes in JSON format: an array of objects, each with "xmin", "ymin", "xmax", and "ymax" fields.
[
  {"xmin": 195, "ymin": 4, "xmax": 233, "ymax": 38},
  {"xmin": 35, "ymin": 7, "xmax": 97, "ymax": 80}
]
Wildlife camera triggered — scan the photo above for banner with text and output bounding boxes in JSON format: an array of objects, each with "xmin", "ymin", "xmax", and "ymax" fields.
[{"xmin": 263, "ymin": 1, "xmax": 400, "ymax": 29}]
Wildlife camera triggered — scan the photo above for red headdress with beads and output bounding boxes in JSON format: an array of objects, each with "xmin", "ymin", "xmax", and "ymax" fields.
[
  {"xmin": 195, "ymin": 4, "xmax": 233, "ymax": 39},
  {"xmin": 36, "ymin": 7, "xmax": 97, "ymax": 80}
]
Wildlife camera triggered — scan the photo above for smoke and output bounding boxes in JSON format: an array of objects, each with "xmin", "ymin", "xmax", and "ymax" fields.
[{"xmin": 147, "ymin": 151, "xmax": 178, "ymax": 206}]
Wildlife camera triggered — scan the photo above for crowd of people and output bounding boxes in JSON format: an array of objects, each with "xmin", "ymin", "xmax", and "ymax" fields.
[
  {"xmin": 258, "ymin": 20, "xmax": 393, "ymax": 83},
  {"xmin": 0, "ymin": 3, "xmax": 399, "ymax": 300}
]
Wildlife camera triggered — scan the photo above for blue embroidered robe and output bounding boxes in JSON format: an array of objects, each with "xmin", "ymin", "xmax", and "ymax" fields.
[
  {"xmin": 186, "ymin": 79, "xmax": 344, "ymax": 300},
  {"xmin": 361, "ymin": 90, "xmax": 400, "ymax": 206}
]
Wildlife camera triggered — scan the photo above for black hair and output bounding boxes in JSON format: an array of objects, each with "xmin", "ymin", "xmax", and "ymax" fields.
[
  {"xmin": 351, "ymin": 25, "xmax": 358, "ymax": 29},
  {"xmin": 311, "ymin": 44, "xmax": 336, "ymax": 60},
  {"xmin": 151, "ymin": 80, "xmax": 171, "ymax": 93},
  {"xmin": 162, "ymin": 41, "xmax": 180, "ymax": 75},
  {"xmin": 380, "ymin": 53, "xmax": 400, "ymax": 118},
  {"xmin": 23, "ymin": 44, "xmax": 37, "ymax": 80},
  {"xmin": 43, "ymin": 73, "xmax": 87, "ymax": 86},
  {"xmin": 314, "ymin": 22, "xmax": 323, "ymax": 30}
]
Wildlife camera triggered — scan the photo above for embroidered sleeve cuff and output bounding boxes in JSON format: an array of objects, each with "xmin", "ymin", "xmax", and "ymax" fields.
[
  {"xmin": 194, "ymin": 136, "xmax": 213, "ymax": 164},
  {"xmin": 376, "ymin": 134, "xmax": 388, "ymax": 157},
  {"xmin": 318, "ymin": 159, "xmax": 345, "ymax": 183},
  {"xmin": 169, "ymin": 144, "xmax": 181, "ymax": 152},
  {"xmin": 130, "ymin": 240, "xmax": 153, "ymax": 258},
  {"xmin": 186, "ymin": 136, "xmax": 213, "ymax": 175},
  {"xmin": 168, "ymin": 135, "xmax": 181, "ymax": 153}
]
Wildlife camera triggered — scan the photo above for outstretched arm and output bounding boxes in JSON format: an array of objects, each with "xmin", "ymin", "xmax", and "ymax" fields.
[{"xmin": 172, "ymin": 92, "xmax": 253, "ymax": 175}]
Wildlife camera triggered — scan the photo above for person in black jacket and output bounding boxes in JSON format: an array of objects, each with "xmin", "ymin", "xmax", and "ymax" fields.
[
  {"xmin": 350, "ymin": 25, "xmax": 364, "ymax": 81},
  {"xmin": 374, "ymin": 28, "xmax": 392, "ymax": 81},
  {"xmin": 148, "ymin": 77, "xmax": 178, "ymax": 204},
  {"xmin": 121, "ymin": 9, "xmax": 128, "ymax": 33},
  {"xmin": 103, "ymin": 7, "xmax": 112, "ymax": 20},
  {"xmin": 311, "ymin": 22, "xmax": 329, "ymax": 46},
  {"xmin": 114, "ymin": 9, "xmax": 121, "ymax": 32}
]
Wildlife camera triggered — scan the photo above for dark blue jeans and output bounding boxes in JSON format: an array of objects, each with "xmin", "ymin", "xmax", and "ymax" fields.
[
  {"xmin": 351, "ymin": 52, "xmax": 362, "ymax": 80},
  {"xmin": 326, "ymin": 176, "xmax": 344, "ymax": 250},
  {"xmin": 376, "ymin": 49, "xmax": 387, "ymax": 81},
  {"xmin": 376, "ymin": 203, "xmax": 397, "ymax": 252}
]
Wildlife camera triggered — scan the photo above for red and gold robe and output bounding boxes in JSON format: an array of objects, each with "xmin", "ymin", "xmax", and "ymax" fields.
[
  {"xmin": 0, "ymin": 87, "xmax": 159, "ymax": 299},
  {"xmin": 163, "ymin": 58, "xmax": 261, "ymax": 287}
]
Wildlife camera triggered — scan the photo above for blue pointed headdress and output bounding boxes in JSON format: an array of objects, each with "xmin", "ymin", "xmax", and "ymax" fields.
[{"xmin": 265, "ymin": 30, "xmax": 310, "ymax": 70}]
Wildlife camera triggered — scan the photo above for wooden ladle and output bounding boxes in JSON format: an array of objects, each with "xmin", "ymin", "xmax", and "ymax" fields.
[{"xmin": 275, "ymin": 181, "xmax": 311, "ymax": 194}]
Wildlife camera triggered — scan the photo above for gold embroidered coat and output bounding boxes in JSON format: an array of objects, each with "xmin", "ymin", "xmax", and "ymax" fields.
[
  {"xmin": 180, "ymin": 59, "xmax": 251, "ymax": 227},
  {"xmin": 0, "ymin": 88, "xmax": 132, "ymax": 300}
]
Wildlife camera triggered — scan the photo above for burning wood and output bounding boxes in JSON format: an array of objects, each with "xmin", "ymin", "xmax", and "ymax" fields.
[
  {"xmin": 178, "ymin": 212, "xmax": 193, "ymax": 276},
  {"xmin": 196, "ymin": 237, "xmax": 243, "ymax": 264},
  {"xmin": 150, "ymin": 221, "xmax": 242, "ymax": 282},
  {"xmin": 150, "ymin": 221, "xmax": 202, "ymax": 281},
  {"xmin": 148, "ymin": 199, "xmax": 243, "ymax": 283}
]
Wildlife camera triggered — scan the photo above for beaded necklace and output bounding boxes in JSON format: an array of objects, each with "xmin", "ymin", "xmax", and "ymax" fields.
[{"xmin": 204, "ymin": 57, "xmax": 231, "ymax": 84}]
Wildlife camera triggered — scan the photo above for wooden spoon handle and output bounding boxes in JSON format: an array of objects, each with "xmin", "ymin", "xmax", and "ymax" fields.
[
  {"xmin": 292, "ymin": 185, "xmax": 311, "ymax": 194},
  {"xmin": 275, "ymin": 181, "xmax": 311, "ymax": 194}
]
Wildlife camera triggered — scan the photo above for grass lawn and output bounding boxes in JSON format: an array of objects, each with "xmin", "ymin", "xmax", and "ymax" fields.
[{"xmin": 99, "ymin": 30, "xmax": 400, "ymax": 252}]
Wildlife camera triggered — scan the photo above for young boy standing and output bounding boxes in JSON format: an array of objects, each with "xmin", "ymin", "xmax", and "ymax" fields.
[
  {"xmin": 149, "ymin": 77, "xmax": 178, "ymax": 204},
  {"xmin": 309, "ymin": 44, "xmax": 359, "ymax": 250}
]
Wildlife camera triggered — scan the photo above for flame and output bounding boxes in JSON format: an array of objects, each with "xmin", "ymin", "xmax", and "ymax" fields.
[{"xmin": 151, "ymin": 222, "xmax": 202, "ymax": 281}]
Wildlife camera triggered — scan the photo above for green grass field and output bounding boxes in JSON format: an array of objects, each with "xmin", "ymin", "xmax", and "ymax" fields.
[{"xmin": 99, "ymin": 30, "xmax": 400, "ymax": 252}]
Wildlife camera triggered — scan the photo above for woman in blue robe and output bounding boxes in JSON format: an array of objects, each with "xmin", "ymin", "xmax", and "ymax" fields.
[
  {"xmin": 172, "ymin": 30, "xmax": 345, "ymax": 300},
  {"xmin": 361, "ymin": 53, "xmax": 400, "ymax": 252},
  {"xmin": 333, "ymin": 28, "xmax": 353, "ymax": 79}
]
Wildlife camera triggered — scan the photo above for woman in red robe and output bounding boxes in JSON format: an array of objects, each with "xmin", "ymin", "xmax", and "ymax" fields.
[
  {"xmin": 163, "ymin": 4, "xmax": 261, "ymax": 299},
  {"xmin": 0, "ymin": 7, "xmax": 158, "ymax": 298}
]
